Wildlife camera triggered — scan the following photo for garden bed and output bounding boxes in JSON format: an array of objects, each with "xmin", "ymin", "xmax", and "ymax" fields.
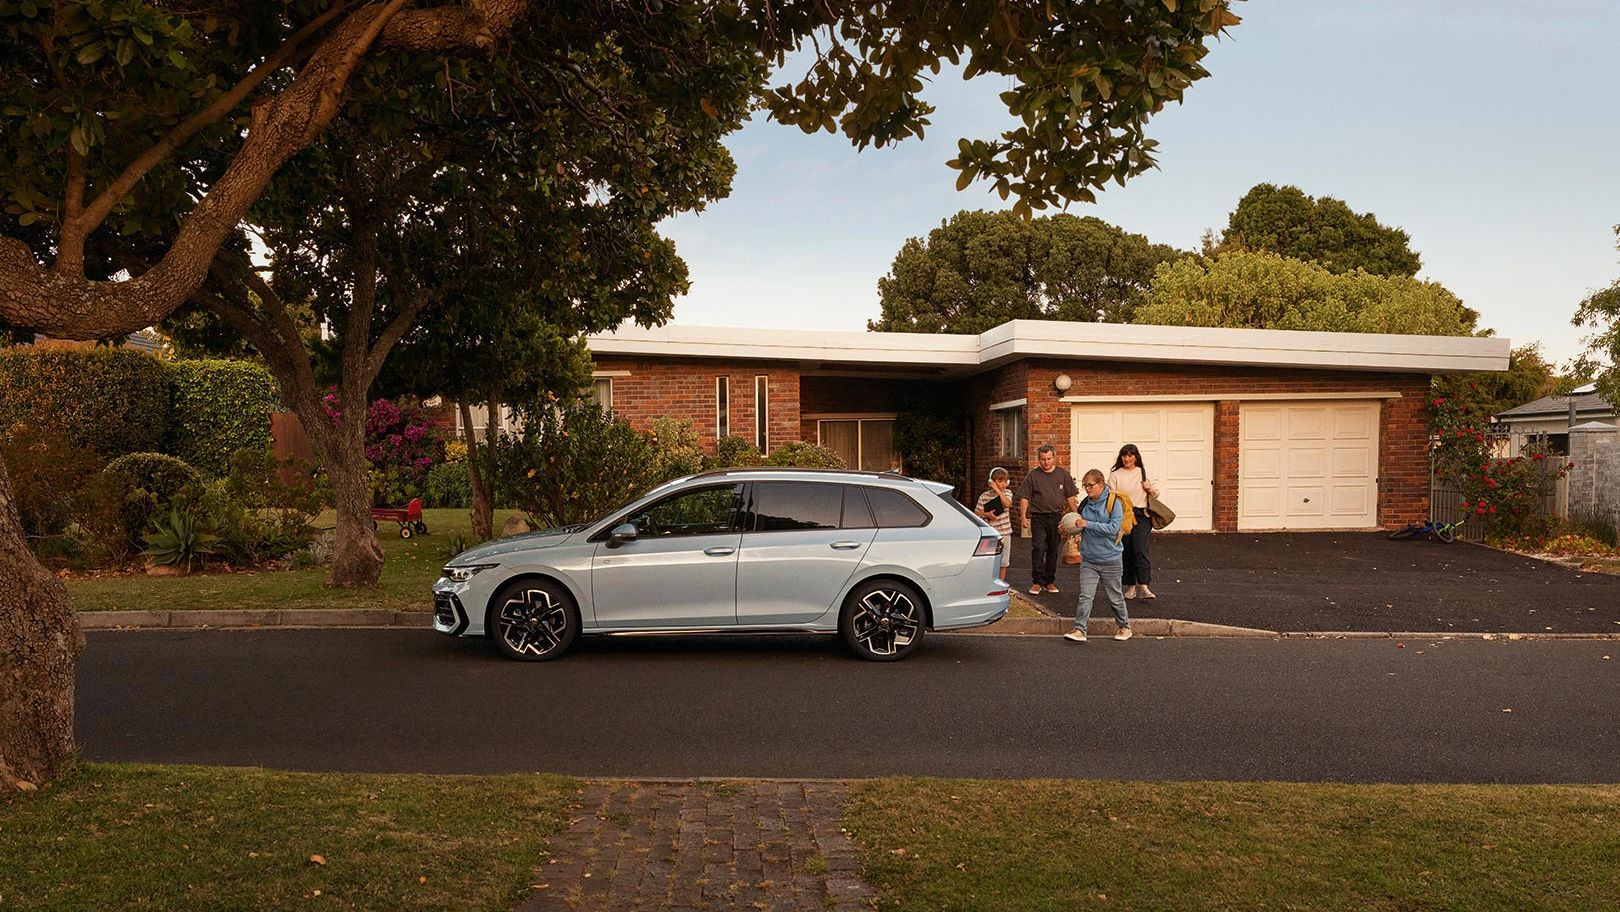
[{"xmin": 64, "ymin": 508, "xmax": 519, "ymax": 613}]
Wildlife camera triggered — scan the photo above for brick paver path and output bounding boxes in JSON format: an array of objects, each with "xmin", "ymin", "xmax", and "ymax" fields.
[{"xmin": 516, "ymin": 780, "xmax": 876, "ymax": 912}]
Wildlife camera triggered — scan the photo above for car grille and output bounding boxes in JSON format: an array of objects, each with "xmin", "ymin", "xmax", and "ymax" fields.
[{"xmin": 434, "ymin": 592, "xmax": 462, "ymax": 628}]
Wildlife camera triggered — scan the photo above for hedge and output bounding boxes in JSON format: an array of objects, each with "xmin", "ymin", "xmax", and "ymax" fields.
[
  {"xmin": 0, "ymin": 347, "xmax": 168, "ymax": 457},
  {"xmin": 165, "ymin": 359, "xmax": 277, "ymax": 476},
  {"xmin": 0, "ymin": 348, "xmax": 279, "ymax": 476}
]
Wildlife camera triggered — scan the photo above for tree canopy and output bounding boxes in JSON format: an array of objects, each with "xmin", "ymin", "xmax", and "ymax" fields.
[
  {"xmin": 1212, "ymin": 183, "xmax": 1422, "ymax": 278},
  {"xmin": 0, "ymin": 0, "xmax": 1240, "ymax": 341},
  {"xmin": 1133, "ymin": 249, "xmax": 1479, "ymax": 336},
  {"xmin": 1572, "ymin": 225, "xmax": 1620, "ymax": 406},
  {"xmin": 870, "ymin": 210, "xmax": 1182, "ymax": 334}
]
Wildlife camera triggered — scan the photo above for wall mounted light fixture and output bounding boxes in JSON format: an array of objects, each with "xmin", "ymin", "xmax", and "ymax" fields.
[{"xmin": 1053, "ymin": 373, "xmax": 1073, "ymax": 392}]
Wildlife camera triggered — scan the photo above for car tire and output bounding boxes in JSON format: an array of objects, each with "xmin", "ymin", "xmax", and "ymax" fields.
[
  {"xmin": 490, "ymin": 578, "xmax": 579, "ymax": 662},
  {"xmin": 840, "ymin": 578, "xmax": 926, "ymax": 662}
]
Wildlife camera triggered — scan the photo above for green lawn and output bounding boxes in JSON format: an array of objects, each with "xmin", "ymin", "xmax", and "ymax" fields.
[
  {"xmin": 0, "ymin": 763, "xmax": 574, "ymax": 912},
  {"xmin": 64, "ymin": 508, "xmax": 521, "ymax": 613},
  {"xmin": 845, "ymin": 778, "xmax": 1620, "ymax": 912}
]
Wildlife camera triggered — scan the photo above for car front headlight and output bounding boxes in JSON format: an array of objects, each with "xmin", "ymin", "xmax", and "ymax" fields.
[{"xmin": 443, "ymin": 563, "xmax": 498, "ymax": 583}]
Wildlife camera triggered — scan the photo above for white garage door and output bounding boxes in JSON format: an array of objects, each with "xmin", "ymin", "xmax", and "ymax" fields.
[
  {"xmin": 1239, "ymin": 401, "xmax": 1379, "ymax": 530},
  {"xmin": 1069, "ymin": 403, "xmax": 1214, "ymax": 531}
]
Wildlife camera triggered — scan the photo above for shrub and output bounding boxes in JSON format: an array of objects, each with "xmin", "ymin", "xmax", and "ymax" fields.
[
  {"xmin": 0, "ymin": 347, "xmax": 168, "ymax": 457},
  {"xmin": 104, "ymin": 452, "xmax": 203, "ymax": 550},
  {"xmin": 421, "ymin": 460, "xmax": 472, "ymax": 508},
  {"xmin": 648, "ymin": 417, "xmax": 704, "ymax": 483},
  {"xmin": 165, "ymin": 359, "xmax": 277, "ymax": 476},
  {"xmin": 762, "ymin": 441, "xmax": 845, "ymax": 469},
  {"xmin": 707, "ymin": 435, "xmax": 764, "ymax": 469},
  {"xmin": 0, "ymin": 422, "xmax": 103, "ymax": 539},
  {"xmin": 143, "ymin": 507, "xmax": 219, "ymax": 572},
  {"xmin": 324, "ymin": 393, "xmax": 447, "ymax": 505},
  {"xmin": 496, "ymin": 398, "xmax": 655, "ymax": 528},
  {"xmin": 896, "ymin": 394, "xmax": 966, "ymax": 493},
  {"xmin": 1431, "ymin": 396, "xmax": 1568, "ymax": 538},
  {"xmin": 210, "ymin": 448, "xmax": 319, "ymax": 564}
]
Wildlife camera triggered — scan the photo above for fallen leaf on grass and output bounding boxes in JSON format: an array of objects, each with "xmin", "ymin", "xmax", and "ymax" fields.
[{"xmin": 309, "ymin": 854, "xmax": 326, "ymax": 865}]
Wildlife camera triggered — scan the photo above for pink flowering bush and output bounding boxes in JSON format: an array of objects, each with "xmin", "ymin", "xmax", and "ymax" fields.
[
  {"xmin": 1431, "ymin": 395, "xmax": 1570, "ymax": 540},
  {"xmin": 322, "ymin": 392, "xmax": 447, "ymax": 506}
]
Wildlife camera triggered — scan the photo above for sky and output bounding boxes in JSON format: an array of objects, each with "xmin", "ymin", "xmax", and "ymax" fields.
[{"xmin": 660, "ymin": 0, "xmax": 1620, "ymax": 365}]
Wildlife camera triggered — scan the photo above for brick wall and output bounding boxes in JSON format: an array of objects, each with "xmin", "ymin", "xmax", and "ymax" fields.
[
  {"xmin": 967, "ymin": 359, "xmax": 1433, "ymax": 531},
  {"xmin": 592, "ymin": 356, "xmax": 801, "ymax": 453},
  {"xmin": 1569, "ymin": 425, "xmax": 1620, "ymax": 525}
]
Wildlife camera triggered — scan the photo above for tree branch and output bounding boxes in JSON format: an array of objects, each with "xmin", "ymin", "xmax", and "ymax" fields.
[
  {"xmin": 365, "ymin": 288, "xmax": 441, "ymax": 385},
  {"xmin": 73, "ymin": 4, "xmax": 351, "ymax": 247},
  {"xmin": 0, "ymin": 0, "xmax": 533, "ymax": 341}
]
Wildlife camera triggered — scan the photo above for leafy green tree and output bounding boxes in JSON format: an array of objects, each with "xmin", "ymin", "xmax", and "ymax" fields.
[
  {"xmin": 1134, "ymin": 249, "xmax": 1479, "ymax": 336},
  {"xmin": 1572, "ymin": 226, "xmax": 1620, "ymax": 406},
  {"xmin": 1433, "ymin": 344, "xmax": 1571, "ymax": 425},
  {"xmin": 0, "ymin": 0, "xmax": 1240, "ymax": 795},
  {"xmin": 1213, "ymin": 183, "xmax": 1422, "ymax": 278},
  {"xmin": 870, "ymin": 210, "xmax": 1182, "ymax": 333}
]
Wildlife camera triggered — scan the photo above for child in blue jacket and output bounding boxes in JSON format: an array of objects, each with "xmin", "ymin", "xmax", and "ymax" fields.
[{"xmin": 1063, "ymin": 468, "xmax": 1132, "ymax": 643}]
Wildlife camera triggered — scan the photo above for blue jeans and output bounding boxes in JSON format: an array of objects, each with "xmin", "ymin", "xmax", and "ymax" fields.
[{"xmin": 1074, "ymin": 559, "xmax": 1129, "ymax": 631}]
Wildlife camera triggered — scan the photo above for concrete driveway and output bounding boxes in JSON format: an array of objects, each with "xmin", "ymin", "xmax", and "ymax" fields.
[{"xmin": 1007, "ymin": 532, "xmax": 1620, "ymax": 633}]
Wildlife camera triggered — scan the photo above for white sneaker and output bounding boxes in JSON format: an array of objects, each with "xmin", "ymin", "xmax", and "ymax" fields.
[
  {"xmin": 1114, "ymin": 627, "xmax": 1133, "ymax": 641},
  {"xmin": 1124, "ymin": 585, "xmax": 1138, "ymax": 599},
  {"xmin": 1063, "ymin": 629, "xmax": 1088, "ymax": 643}
]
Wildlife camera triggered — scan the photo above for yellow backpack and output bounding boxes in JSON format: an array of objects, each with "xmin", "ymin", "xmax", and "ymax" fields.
[{"xmin": 1106, "ymin": 490, "xmax": 1136, "ymax": 543}]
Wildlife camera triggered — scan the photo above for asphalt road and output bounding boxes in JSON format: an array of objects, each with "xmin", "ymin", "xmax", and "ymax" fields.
[{"xmin": 77, "ymin": 628, "xmax": 1620, "ymax": 784}]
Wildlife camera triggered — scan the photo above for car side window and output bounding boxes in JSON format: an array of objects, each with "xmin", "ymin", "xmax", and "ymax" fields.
[
  {"xmin": 748, "ymin": 482, "xmax": 843, "ymax": 532},
  {"xmin": 629, "ymin": 484, "xmax": 741, "ymax": 537},
  {"xmin": 841, "ymin": 485, "xmax": 874, "ymax": 529},
  {"xmin": 863, "ymin": 486, "xmax": 930, "ymax": 528}
]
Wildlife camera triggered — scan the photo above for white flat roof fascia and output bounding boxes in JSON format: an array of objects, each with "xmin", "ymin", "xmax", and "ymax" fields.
[
  {"xmin": 588, "ymin": 321, "xmax": 1510, "ymax": 375},
  {"xmin": 978, "ymin": 320, "xmax": 1509, "ymax": 374},
  {"xmin": 587, "ymin": 324, "xmax": 979, "ymax": 370}
]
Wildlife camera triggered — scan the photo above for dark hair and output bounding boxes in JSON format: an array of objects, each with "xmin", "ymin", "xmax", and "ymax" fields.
[
  {"xmin": 1036, "ymin": 444, "xmax": 1056, "ymax": 456},
  {"xmin": 1112, "ymin": 443, "xmax": 1146, "ymax": 476}
]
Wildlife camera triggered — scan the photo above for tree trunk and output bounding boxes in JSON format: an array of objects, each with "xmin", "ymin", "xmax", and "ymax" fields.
[
  {"xmin": 319, "ymin": 417, "xmax": 385, "ymax": 589},
  {"xmin": 460, "ymin": 401, "xmax": 494, "ymax": 541},
  {"xmin": 0, "ymin": 451, "xmax": 85, "ymax": 789}
]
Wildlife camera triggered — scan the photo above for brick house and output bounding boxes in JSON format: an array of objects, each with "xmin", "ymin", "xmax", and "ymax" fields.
[{"xmin": 578, "ymin": 320, "xmax": 1507, "ymax": 532}]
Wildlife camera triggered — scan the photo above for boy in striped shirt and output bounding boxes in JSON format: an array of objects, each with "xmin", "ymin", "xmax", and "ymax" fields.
[{"xmin": 975, "ymin": 467, "xmax": 1013, "ymax": 581}]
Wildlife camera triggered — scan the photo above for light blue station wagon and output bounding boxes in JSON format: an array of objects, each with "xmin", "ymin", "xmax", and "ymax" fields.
[{"xmin": 433, "ymin": 468, "xmax": 1010, "ymax": 661}]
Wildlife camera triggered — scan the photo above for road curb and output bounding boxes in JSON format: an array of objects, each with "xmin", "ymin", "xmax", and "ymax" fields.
[
  {"xmin": 958, "ymin": 616, "xmax": 1280, "ymax": 638},
  {"xmin": 76, "ymin": 609, "xmax": 1620, "ymax": 640},
  {"xmin": 78, "ymin": 609, "xmax": 427, "ymax": 629}
]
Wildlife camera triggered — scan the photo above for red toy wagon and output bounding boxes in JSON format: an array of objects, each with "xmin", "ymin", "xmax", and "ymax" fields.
[{"xmin": 371, "ymin": 497, "xmax": 427, "ymax": 538}]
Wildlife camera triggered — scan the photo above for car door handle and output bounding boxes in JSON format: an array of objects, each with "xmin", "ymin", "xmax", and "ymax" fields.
[
  {"xmin": 703, "ymin": 547, "xmax": 736, "ymax": 556},
  {"xmin": 829, "ymin": 541, "xmax": 864, "ymax": 550}
]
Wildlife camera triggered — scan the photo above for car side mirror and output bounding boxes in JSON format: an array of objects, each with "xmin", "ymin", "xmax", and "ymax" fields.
[{"xmin": 607, "ymin": 522, "xmax": 639, "ymax": 548}]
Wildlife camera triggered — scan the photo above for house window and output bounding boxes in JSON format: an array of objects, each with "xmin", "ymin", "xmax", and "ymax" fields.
[
  {"xmin": 717, "ymin": 377, "xmax": 730, "ymax": 439},
  {"xmin": 754, "ymin": 375, "xmax": 769, "ymax": 453},
  {"xmin": 818, "ymin": 418, "xmax": 899, "ymax": 471},
  {"xmin": 591, "ymin": 377, "xmax": 612, "ymax": 412},
  {"xmin": 994, "ymin": 405, "xmax": 1025, "ymax": 458}
]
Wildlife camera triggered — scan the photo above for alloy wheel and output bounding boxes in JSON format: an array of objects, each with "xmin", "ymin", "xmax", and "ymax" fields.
[
  {"xmin": 850, "ymin": 587, "xmax": 922, "ymax": 657},
  {"xmin": 495, "ymin": 587, "xmax": 571, "ymax": 658}
]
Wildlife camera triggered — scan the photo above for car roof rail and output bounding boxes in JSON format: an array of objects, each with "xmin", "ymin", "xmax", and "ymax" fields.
[{"xmin": 685, "ymin": 465, "xmax": 915, "ymax": 481}]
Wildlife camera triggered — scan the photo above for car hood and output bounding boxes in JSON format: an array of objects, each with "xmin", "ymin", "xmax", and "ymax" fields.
[{"xmin": 449, "ymin": 525, "xmax": 585, "ymax": 564}]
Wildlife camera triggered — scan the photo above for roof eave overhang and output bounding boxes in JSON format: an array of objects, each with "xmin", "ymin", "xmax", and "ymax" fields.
[{"xmin": 587, "ymin": 321, "xmax": 1512, "ymax": 377}]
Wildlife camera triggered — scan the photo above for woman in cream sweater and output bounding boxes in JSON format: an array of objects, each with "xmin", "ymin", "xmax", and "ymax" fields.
[{"xmin": 1107, "ymin": 444, "xmax": 1160, "ymax": 600}]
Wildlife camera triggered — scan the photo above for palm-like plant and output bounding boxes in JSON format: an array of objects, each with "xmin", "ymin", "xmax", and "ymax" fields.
[{"xmin": 142, "ymin": 508, "xmax": 219, "ymax": 574}]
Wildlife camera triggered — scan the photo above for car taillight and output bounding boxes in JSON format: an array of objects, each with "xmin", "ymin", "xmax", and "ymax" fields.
[{"xmin": 973, "ymin": 535, "xmax": 1003, "ymax": 556}]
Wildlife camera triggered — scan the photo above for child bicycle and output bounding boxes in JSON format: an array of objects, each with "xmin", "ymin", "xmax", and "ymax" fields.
[{"xmin": 1387, "ymin": 516, "xmax": 1465, "ymax": 543}]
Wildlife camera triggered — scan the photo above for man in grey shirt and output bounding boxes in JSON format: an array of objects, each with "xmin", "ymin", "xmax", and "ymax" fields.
[{"xmin": 1017, "ymin": 444, "xmax": 1079, "ymax": 595}]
